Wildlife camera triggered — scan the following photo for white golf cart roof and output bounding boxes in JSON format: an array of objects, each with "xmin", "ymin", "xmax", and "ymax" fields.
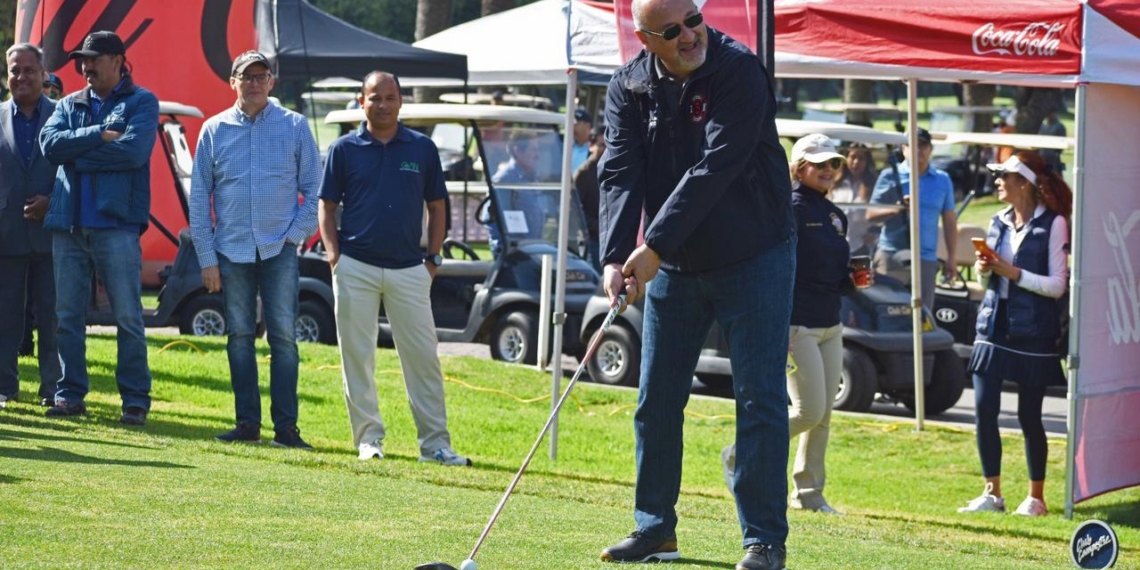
[
  {"xmin": 438, "ymin": 92, "xmax": 555, "ymax": 108},
  {"xmin": 311, "ymin": 77, "xmax": 363, "ymax": 89},
  {"xmin": 302, "ymin": 91, "xmax": 357, "ymax": 104},
  {"xmin": 931, "ymin": 131, "xmax": 1074, "ymax": 151},
  {"xmin": 776, "ymin": 118, "xmax": 907, "ymax": 145},
  {"xmin": 802, "ymin": 102, "xmax": 902, "ymax": 114},
  {"xmin": 158, "ymin": 101, "xmax": 203, "ymax": 118},
  {"xmin": 325, "ymin": 103, "xmax": 565, "ymax": 127},
  {"xmin": 930, "ymin": 106, "xmax": 1008, "ymax": 115}
]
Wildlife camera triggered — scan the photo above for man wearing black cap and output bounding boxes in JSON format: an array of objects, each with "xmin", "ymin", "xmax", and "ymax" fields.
[
  {"xmin": 39, "ymin": 30, "xmax": 159, "ymax": 426},
  {"xmin": 866, "ymin": 127, "xmax": 959, "ymax": 310},
  {"xmin": 43, "ymin": 74, "xmax": 64, "ymax": 100},
  {"xmin": 189, "ymin": 50, "xmax": 320, "ymax": 449}
]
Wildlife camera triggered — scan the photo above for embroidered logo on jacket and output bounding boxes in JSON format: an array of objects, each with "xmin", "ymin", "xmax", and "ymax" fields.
[
  {"xmin": 400, "ymin": 161, "xmax": 420, "ymax": 173},
  {"xmin": 688, "ymin": 94, "xmax": 707, "ymax": 124},
  {"xmin": 830, "ymin": 212, "xmax": 846, "ymax": 236}
]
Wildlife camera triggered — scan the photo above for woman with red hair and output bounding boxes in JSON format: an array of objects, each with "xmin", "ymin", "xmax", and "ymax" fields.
[{"xmin": 958, "ymin": 150, "xmax": 1072, "ymax": 517}]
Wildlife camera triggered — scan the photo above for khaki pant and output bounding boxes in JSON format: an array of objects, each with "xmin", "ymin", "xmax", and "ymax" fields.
[
  {"xmin": 787, "ymin": 323, "xmax": 844, "ymax": 509},
  {"xmin": 332, "ymin": 255, "xmax": 451, "ymax": 453}
]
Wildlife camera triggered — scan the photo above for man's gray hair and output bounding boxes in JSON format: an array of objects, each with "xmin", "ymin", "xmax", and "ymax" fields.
[
  {"xmin": 6, "ymin": 43, "xmax": 45, "ymax": 67},
  {"xmin": 630, "ymin": 0, "xmax": 649, "ymax": 30}
]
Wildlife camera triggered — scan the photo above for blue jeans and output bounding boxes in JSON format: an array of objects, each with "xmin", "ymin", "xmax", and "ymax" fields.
[
  {"xmin": 634, "ymin": 239, "xmax": 795, "ymax": 547},
  {"xmin": 218, "ymin": 250, "xmax": 299, "ymax": 430},
  {"xmin": 53, "ymin": 229, "xmax": 151, "ymax": 410}
]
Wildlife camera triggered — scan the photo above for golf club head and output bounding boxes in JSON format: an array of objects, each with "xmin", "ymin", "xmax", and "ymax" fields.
[{"xmin": 413, "ymin": 563, "xmax": 458, "ymax": 570}]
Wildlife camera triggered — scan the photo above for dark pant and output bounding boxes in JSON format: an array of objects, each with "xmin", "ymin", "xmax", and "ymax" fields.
[
  {"xmin": 218, "ymin": 251, "xmax": 300, "ymax": 430},
  {"xmin": 973, "ymin": 372, "xmax": 1049, "ymax": 481},
  {"xmin": 0, "ymin": 255, "xmax": 60, "ymax": 399},
  {"xmin": 634, "ymin": 240, "xmax": 796, "ymax": 548}
]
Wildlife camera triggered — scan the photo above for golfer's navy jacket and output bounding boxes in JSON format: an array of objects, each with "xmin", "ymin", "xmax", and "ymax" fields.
[
  {"xmin": 790, "ymin": 184, "xmax": 855, "ymax": 328},
  {"xmin": 598, "ymin": 27, "xmax": 794, "ymax": 273}
]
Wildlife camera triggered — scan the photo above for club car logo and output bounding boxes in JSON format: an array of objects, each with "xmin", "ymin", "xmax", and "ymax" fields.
[
  {"xmin": 1071, "ymin": 520, "xmax": 1118, "ymax": 568},
  {"xmin": 936, "ymin": 307, "xmax": 959, "ymax": 323},
  {"xmin": 971, "ymin": 22, "xmax": 1065, "ymax": 57}
]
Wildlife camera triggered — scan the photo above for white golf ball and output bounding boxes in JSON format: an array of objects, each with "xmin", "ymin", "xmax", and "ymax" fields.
[{"xmin": 459, "ymin": 559, "xmax": 477, "ymax": 570}]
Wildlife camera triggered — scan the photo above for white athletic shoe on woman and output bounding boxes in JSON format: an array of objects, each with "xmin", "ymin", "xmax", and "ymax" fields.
[
  {"xmin": 1012, "ymin": 496, "xmax": 1048, "ymax": 517},
  {"xmin": 420, "ymin": 446, "xmax": 472, "ymax": 466},
  {"xmin": 957, "ymin": 482, "xmax": 1005, "ymax": 513}
]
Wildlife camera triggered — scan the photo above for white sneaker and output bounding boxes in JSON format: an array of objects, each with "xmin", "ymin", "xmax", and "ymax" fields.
[
  {"xmin": 1012, "ymin": 497, "xmax": 1048, "ymax": 517},
  {"xmin": 419, "ymin": 447, "xmax": 472, "ymax": 466},
  {"xmin": 358, "ymin": 440, "xmax": 383, "ymax": 461},
  {"xmin": 957, "ymin": 482, "xmax": 1005, "ymax": 513}
]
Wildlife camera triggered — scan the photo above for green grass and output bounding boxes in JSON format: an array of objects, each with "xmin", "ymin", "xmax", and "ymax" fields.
[{"xmin": 3, "ymin": 335, "xmax": 1137, "ymax": 569}]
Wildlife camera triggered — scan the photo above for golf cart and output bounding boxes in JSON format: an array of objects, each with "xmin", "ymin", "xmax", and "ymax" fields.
[
  {"xmin": 931, "ymin": 131, "xmax": 1074, "ymax": 361},
  {"xmin": 86, "ymin": 101, "xmax": 337, "ymax": 343},
  {"xmin": 580, "ymin": 119, "xmax": 967, "ymax": 416},
  {"xmin": 323, "ymin": 104, "xmax": 599, "ymax": 363}
]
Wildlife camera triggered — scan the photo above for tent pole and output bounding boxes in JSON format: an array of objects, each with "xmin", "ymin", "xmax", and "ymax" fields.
[
  {"xmin": 906, "ymin": 78, "xmax": 925, "ymax": 431},
  {"xmin": 550, "ymin": 68, "xmax": 579, "ymax": 460},
  {"xmin": 1064, "ymin": 83, "xmax": 1087, "ymax": 520}
]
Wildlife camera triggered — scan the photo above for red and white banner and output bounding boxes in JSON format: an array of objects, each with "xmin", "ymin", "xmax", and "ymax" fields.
[
  {"xmin": 1070, "ymin": 83, "xmax": 1140, "ymax": 503},
  {"xmin": 774, "ymin": 0, "xmax": 1083, "ymax": 78}
]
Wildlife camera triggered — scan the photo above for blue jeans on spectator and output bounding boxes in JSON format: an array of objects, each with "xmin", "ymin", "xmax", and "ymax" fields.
[
  {"xmin": 218, "ymin": 250, "xmax": 299, "ymax": 430},
  {"xmin": 633, "ymin": 238, "xmax": 795, "ymax": 548},
  {"xmin": 53, "ymin": 228, "xmax": 151, "ymax": 411}
]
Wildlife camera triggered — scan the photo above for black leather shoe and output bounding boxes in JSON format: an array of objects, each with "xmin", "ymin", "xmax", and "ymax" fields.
[
  {"xmin": 120, "ymin": 407, "xmax": 148, "ymax": 426},
  {"xmin": 271, "ymin": 426, "xmax": 313, "ymax": 450},
  {"xmin": 736, "ymin": 543, "xmax": 787, "ymax": 570},
  {"xmin": 39, "ymin": 397, "xmax": 53, "ymax": 408},
  {"xmin": 600, "ymin": 531, "xmax": 679, "ymax": 563},
  {"xmin": 45, "ymin": 401, "xmax": 87, "ymax": 417},
  {"xmin": 215, "ymin": 423, "xmax": 262, "ymax": 443}
]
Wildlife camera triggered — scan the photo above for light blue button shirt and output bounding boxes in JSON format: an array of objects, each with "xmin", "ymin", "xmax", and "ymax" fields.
[{"xmin": 189, "ymin": 101, "xmax": 320, "ymax": 268}]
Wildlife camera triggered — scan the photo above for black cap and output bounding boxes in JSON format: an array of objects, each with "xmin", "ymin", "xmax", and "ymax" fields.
[
  {"xmin": 68, "ymin": 31, "xmax": 125, "ymax": 60},
  {"xmin": 906, "ymin": 128, "xmax": 932, "ymax": 146},
  {"xmin": 574, "ymin": 108, "xmax": 592, "ymax": 124},
  {"xmin": 491, "ymin": 89, "xmax": 505, "ymax": 102},
  {"xmin": 45, "ymin": 73, "xmax": 64, "ymax": 90},
  {"xmin": 231, "ymin": 51, "xmax": 272, "ymax": 76}
]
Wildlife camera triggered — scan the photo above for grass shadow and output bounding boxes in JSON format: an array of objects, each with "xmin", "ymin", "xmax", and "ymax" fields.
[
  {"xmin": 677, "ymin": 557, "xmax": 736, "ymax": 569},
  {"xmin": 1075, "ymin": 499, "xmax": 1140, "ymax": 530},
  {"xmin": 860, "ymin": 511, "xmax": 1059, "ymax": 545},
  {"xmin": 0, "ymin": 445, "xmax": 193, "ymax": 469},
  {"xmin": 0, "ymin": 473, "xmax": 26, "ymax": 484},
  {"xmin": 0, "ymin": 423, "xmax": 158, "ymax": 450}
]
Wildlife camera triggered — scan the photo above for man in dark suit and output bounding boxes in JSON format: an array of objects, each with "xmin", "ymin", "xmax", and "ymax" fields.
[{"xmin": 0, "ymin": 43, "xmax": 61, "ymax": 409}]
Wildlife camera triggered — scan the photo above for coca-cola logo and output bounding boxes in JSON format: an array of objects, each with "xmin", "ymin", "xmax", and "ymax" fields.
[{"xmin": 971, "ymin": 22, "xmax": 1065, "ymax": 57}]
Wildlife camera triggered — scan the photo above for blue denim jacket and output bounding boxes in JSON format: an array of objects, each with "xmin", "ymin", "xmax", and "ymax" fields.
[{"xmin": 39, "ymin": 75, "xmax": 158, "ymax": 232}]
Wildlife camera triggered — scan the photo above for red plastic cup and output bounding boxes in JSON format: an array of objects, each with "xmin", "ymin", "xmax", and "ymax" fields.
[{"xmin": 850, "ymin": 255, "xmax": 872, "ymax": 289}]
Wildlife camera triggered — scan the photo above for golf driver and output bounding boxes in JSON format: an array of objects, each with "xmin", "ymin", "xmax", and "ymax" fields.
[{"xmin": 415, "ymin": 294, "xmax": 628, "ymax": 570}]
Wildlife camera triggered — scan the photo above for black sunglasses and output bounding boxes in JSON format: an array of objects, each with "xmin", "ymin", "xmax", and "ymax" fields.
[
  {"xmin": 811, "ymin": 158, "xmax": 843, "ymax": 170},
  {"xmin": 640, "ymin": 13, "xmax": 704, "ymax": 41}
]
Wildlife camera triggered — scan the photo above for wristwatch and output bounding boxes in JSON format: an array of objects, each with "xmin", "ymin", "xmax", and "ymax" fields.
[{"xmin": 426, "ymin": 253, "xmax": 443, "ymax": 267}]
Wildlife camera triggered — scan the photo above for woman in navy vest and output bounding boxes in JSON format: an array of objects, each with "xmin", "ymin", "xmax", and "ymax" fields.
[{"xmin": 957, "ymin": 151, "xmax": 1072, "ymax": 517}]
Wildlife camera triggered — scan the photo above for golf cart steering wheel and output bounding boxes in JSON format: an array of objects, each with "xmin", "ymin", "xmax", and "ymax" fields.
[{"xmin": 442, "ymin": 238, "xmax": 480, "ymax": 261}]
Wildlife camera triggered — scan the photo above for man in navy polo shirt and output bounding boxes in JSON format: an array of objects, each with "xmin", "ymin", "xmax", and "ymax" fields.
[{"xmin": 318, "ymin": 71, "xmax": 470, "ymax": 466}]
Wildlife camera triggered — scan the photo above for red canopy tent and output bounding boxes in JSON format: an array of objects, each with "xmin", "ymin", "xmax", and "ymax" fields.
[{"xmin": 613, "ymin": 0, "xmax": 1140, "ymax": 516}]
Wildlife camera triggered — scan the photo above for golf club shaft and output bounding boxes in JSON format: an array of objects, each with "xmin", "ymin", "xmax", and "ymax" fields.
[{"xmin": 468, "ymin": 295, "xmax": 626, "ymax": 561}]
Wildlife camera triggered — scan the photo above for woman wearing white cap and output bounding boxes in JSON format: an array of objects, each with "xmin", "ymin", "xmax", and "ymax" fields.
[
  {"xmin": 958, "ymin": 150, "xmax": 1072, "ymax": 517},
  {"xmin": 724, "ymin": 134, "xmax": 872, "ymax": 514}
]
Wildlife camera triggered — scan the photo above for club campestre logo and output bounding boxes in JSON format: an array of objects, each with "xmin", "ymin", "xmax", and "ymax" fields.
[{"xmin": 1070, "ymin": 520, "xmax": 1119, "ymax": 569}]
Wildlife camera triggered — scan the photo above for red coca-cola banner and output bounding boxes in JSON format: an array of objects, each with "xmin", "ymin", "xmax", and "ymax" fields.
[
  {"xmin": 774, "ymin": 0, "xmax": 1083, "ymax": 76},
  {"xmin": 16, "ymin": 0, "xmax": 259, "ymax": 285}
]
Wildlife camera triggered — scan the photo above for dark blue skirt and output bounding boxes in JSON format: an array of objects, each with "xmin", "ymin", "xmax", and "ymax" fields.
[{"xmin": 968, "ymin": 301, "xmax": 1066, "ymax": 388}]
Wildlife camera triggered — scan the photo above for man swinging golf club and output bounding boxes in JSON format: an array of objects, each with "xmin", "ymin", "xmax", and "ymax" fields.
[{"xmin": 597, "ymin": 0, "xmax": 797, "ymax": 567}]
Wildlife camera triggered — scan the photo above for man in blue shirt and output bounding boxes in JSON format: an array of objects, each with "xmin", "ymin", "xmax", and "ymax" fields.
[
  {"xmin": 189, "ymin": 51, "xmax": 320, "ymax": 449},
  {"xmin": 1, "ymin": 43, "xmax": 60, "ymax": 409},
  {"xmin": 571, "ymin": 108, "xmax": 593, "ymax": 172},
  {"xmin": 39, "ymin": 31, "xmax": 158, "ymax": 425},
  {"xmin": 318, "ymin": 71, "xmax": 470, "ymax": 466},
  {"xmin": 867, "ymin": 128, "xmax": 959, "ymax": 310}
]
